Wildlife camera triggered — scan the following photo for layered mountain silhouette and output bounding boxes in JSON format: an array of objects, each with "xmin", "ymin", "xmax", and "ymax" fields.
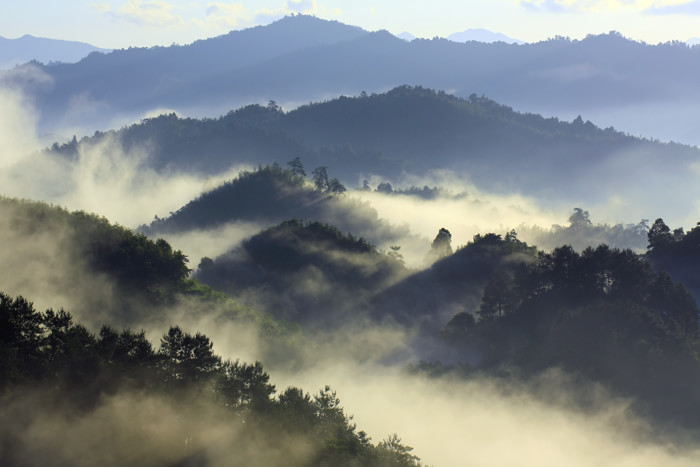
[
  {"xmin": 9, "ymin": 14, "xmax": 700, "ymax": 144},
  {"xmin": 48, "ymin": 86, "xmax": 700, "ymax": 204},
  {"xmin": 0, "ymin": 34, "xmax": 110, "ymax": 69}
]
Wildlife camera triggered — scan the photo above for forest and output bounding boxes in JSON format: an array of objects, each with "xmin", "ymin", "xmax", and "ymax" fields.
[{"xmin": 3, "ymin": 14, "xmax": 700, "ymax": 466}]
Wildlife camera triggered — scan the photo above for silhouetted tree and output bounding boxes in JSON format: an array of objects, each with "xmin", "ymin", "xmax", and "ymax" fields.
[
  {"xmin": 431, "ymin": 228, "xmax": 453, "ymax": 258},
  {"xmin": 375, "ymin": 182, "xmax": 393, "ymax": 194},
  {"xmin": 327, "ymin": 178, "xmax": 347, "ymax": 194},
  {"xmin": 287, "ymin": 157, "xmax": 306, "ymax": 177},
  {"xmin": 568, "ymin": 207, "xmax": 591, "ymax": 228},
  {"xmin": 648, "ymin": 218, "xmax": 673, "ymax": 251},
  {"xmin": 312, "ymin": 166, "xmax": 329, "ymax": 191}
]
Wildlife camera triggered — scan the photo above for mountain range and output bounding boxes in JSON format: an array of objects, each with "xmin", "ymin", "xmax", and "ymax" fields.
[
  {"xmin": 42, "ymin": 86, "xmax": 700, "ymax": 217},
  {"xmin": 0, "ymin": 34, "xmax": 110, "ymax": 69},
  {"xmin": 6, "ymin": 15, "xmax": 700, "ymax": 145}
]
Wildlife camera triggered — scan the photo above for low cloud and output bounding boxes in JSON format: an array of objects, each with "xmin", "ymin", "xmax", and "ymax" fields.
[
  {"xmin": 646, "ymin": 0, "xmax": 700, "ymax": 14},
  {"xmin": 350, "ymin": 172, "xmax": 563, "ymax": 261},
  {"xmin": 0, "ymin": 88, "xmax": 41, "ymax": 168},
  {"xmin": 518, "ymin": 0, "xmax": 696, "ymax": 13},
  {"xmin": 275, "ymin": 363, "xmax": 700, "ymax": 467},
  {"xmin": 203, "ymin": 2, "xmax": 249, "ymax": 29},
  {"xmin": 96, "ymin": 0, "xmax": 185, "ymax": 28}
]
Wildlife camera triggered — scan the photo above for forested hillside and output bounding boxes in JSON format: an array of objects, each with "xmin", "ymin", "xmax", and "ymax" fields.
[
  {"xmin": 0, "ymin": 292, "xmax": 422, "ymax": 466},
  {"xmin": 0, "ymin": 197, "xmax": 297, "ymax": 348},
  {"xmin": 47, "ymin": 86, "xmax": 700, "ymax": 202},
  {"xmin": 196, "ymin": 219, "xmax": 406, "ymax": 325}
]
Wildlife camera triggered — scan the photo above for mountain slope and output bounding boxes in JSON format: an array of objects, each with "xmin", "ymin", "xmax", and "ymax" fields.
[
  {"xmin": 49, "ymin": 86, "xmax": 700, "ymax": 205},
  {"xmin": 196, "ymin": 219, "xmax": 406, "ymax": 325}
]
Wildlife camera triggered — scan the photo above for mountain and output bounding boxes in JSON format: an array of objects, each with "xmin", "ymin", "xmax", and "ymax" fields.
[
  {"xmin": 47, "ymin": 86, "xmax": 700, "ymax": 209},
  {"xmin": 6, "ymin": 15, "xmax": 367, "ymax": 130},
  {"xmin": 396, "ymin": 31, "xmax": 416, "ymax": 42},
  {"xmin": 139, "ymin": 165, "xmax": 404, "ymax": 246},
  {"xmin": 0, "ymin": 34, "xmax": 110, "ymax": 69},
  {"xmin": 448, "ymin": 28, "xmax": 524, "ymax": 44},
  {"xmin": 9, "ymin": 16, "xmax": 700, "ymax": 145},
  {"xmin": 196, "ymin": 219, "xmax": 406, "ymax": 325}
]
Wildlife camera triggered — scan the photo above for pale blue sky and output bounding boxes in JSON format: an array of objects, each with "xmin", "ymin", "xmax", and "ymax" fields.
[{"xmin": 1, "ymin": 0, "xmax": 700, "ymax": 49}]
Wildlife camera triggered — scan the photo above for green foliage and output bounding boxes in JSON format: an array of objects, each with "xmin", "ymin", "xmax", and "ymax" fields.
[
  {"xmin": 142, "ymin": 164, "xmax": 314, "ymax": 234},
  {"xmin": 1, "ymin": 196, "xmax": 190, "ymax": 303},
  {"xmin": 0, "ymin": 292, "xmax": 421, "ymax": 466},
  {"xmin": 443, "ymin": 242, "xmax": 700, "ymax": 428},
  {"xmin": 195, "ymin": 219, "xmax": 404, "ymax": 325}
]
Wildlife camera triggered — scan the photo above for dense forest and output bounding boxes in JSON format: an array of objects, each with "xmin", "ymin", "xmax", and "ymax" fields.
[
  {"xmin": 4, "ymin": 16, "xmax": 700, "ymax": 462},
  {"xmin": 0, "ymin": 292, "xmax": 422, "ymax": 466}
]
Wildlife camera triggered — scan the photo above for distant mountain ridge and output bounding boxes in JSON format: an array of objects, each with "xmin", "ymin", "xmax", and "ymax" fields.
[
  {"xmin": 448, "ymin": 28, "xmax": 524, "ymax": 44},
  {"xmin": 47, "ymin": 86, "xmax": 700, "ymax": 205},
  {"xmin": 0, "ymin": 34, "xmax": 110, "ymax": 69},
  {"xmin": 8, "ymin": 15, "xmax": 700, "ymax": 145}
]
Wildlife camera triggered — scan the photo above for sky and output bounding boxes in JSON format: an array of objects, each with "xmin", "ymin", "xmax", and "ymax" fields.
[{"xmin": 1, "ymin": 0, "xmax": 700, "ymax": 49}]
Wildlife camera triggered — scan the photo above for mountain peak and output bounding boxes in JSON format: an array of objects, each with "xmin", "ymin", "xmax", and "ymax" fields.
[{"xmin": 448, "ymin": 28, "xmax": 523, "ymax": 44}]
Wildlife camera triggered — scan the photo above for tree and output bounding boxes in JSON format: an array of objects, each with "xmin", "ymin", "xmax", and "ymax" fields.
[
  {"xmin": 647, "ymin": 218, "xmax": 673, "ymax": 251},
  {"xmin": 312, "ymin": 166, "xmax": 329, "ymax": 191},
  {"xmin": 431, "ymin": 228, "xmax": 453, "ymax": 258},
  {"xmin": 376, "ymin": 434, "xmax": 422, "ymax": 467},
  {"xmin": 375, "ymin": 182, "xmax": 393, "ymax": 194},
  {"xmin": 327, "ymin": 178, "xmax": 347, "ymax": 195},
  {"xmin": 477, "ymin": 271, "xmax": 519, "ymax": 320},
  {"xmin": 267, "ymin": 100, "xmax": 281, "ymax": 112},
  {"xmin": 287, "ymin": 157, "xmax": 306, "ymax": 177},
  {"xmin": 568, "ymin": 208, "xmax": 591, "ymax": 228},
  {"xmin": 159, "ymin": 326, "xmax": 221, "ymax": 386}
]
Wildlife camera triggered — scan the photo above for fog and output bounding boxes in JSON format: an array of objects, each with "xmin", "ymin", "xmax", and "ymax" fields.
[
  {"xmin": 274, "ymin": 363, "xmax": 700, "ymax": 467},
  {"xmin": 3, "ymin": 68, "xmax": 700, "ymax": 466},
  {"xmin": 0, "ymin": 388, "xmax": 316, "ymax": 467},
  {"xmin": 0, "ymin": 87, "xmax": 42, "ymax": 168}
]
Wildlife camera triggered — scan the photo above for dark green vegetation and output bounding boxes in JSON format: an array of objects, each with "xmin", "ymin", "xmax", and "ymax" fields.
[
  {"xmin": 0, "ymin": 197, "xmax": 296, "ymax": 340},
  {"xmin": 368, "ymin": 231, "xmax": 538, "ymax": 331},
  {"xmin": 646, "ymin": 218, "xmax": 700, "ymax": 302},
  {"xmin": 2, "ymin": 196, "xmax": 188, "ymax": 293},
  {"xmin": 0, "ymin": 293, "xmax": 422, "ymax": 466},
  {"xmin": 141, "ymin": 164, "xmax": 405, "ymax": 250},
  {"xmin": 436, "ymin": 235, "xmax": 700, "ymax": 430},
  {"xmin": 48, "ymin": 86, "xmax": 700, "ymax": 201},
  {"xmin": 196, "ymin": 219, "xmax": 406, "ymax": 325},
  {"xmin": 142, "ymin": 164, "xmax": 319, "ymax": 233}
]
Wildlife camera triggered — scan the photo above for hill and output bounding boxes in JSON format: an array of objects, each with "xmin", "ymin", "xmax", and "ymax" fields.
[
  {"xmin": 0, "ymin": 197, "xmax": 297, "ymax": 349},
  {"xmin": 0, "ymin": 34, "xmax": 110, "ymax": 69},
  {"xmin": 49, "ymin": 86, "xmax": 700, "ymax": 206},
  {"xmin": 140, "ymin": 164, "xmax": 408, "ymax": 248},
  {"xmin": 438, "ymin": 241, "xmax": 700, "ymax": 430},
  {"xmin": 196, "ymin": 219, "xmax": 406, "ymax": 326},
  {"xmin": 0, "ymin": 291, "xmax": 422, "ymax": 466}
]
